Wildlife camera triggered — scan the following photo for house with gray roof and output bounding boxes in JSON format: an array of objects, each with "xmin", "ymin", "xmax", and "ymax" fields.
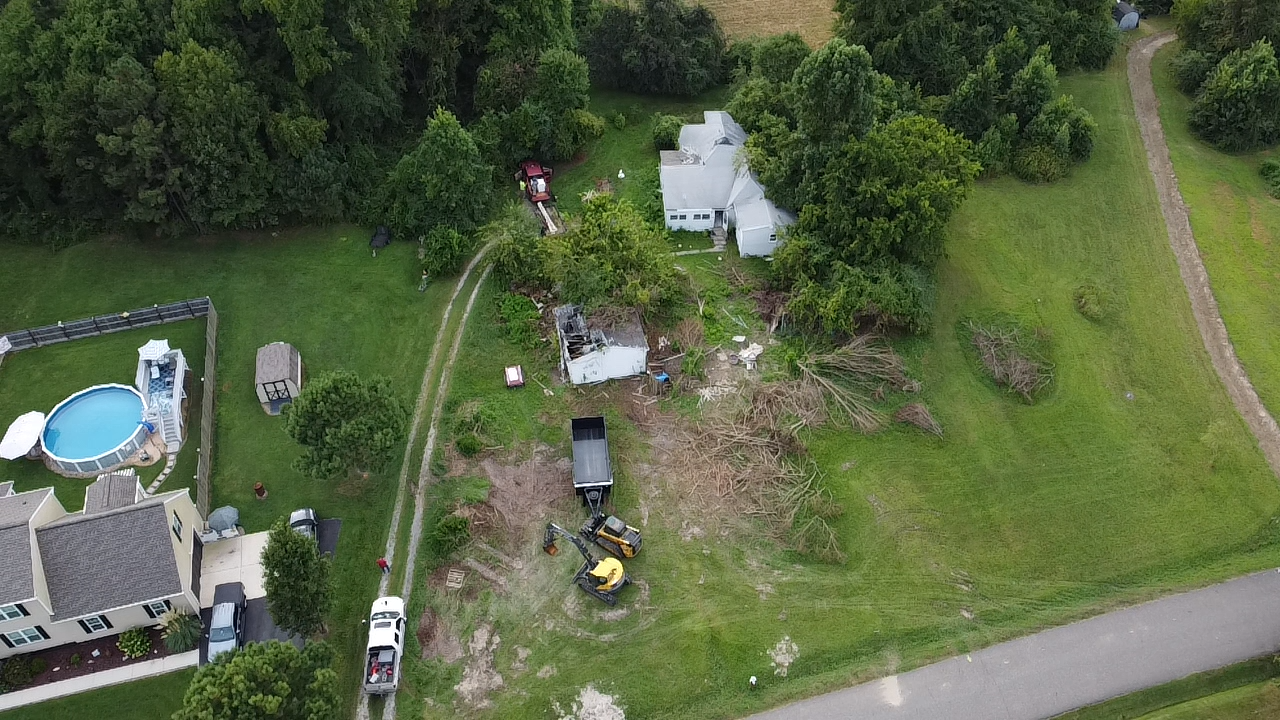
[
  {"xmin": 0, "ymin": 471, "xmax": 202, "ymax": 659},
  {"xmin": 659, "ymin": 111, "xmax": 795, "ymax": 258}
]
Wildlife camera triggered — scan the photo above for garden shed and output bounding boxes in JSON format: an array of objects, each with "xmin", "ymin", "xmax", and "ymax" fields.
[
  {"xmin": 255, "ymin": 342, "xmax": 304, "ymax": 414},
  {"xmin": 554, "ymin": 306, "xmax": 648, "ymax": 385},
  {"xmin": 1113, "ymin": 1, "xmax": 1139, "ymax": 30}
]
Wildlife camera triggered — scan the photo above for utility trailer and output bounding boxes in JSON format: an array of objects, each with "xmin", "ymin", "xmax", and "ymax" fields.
[
  {"xmin": 363, "ymin": 596, "xmax": 406, "ymax": 695},
  {"xmin": 516, "ymin": 160, "xmax": 564, "ymax": 235},
  {"xmin": 571, "ymin": 416, "xmax": 613, "ymax": 515}
]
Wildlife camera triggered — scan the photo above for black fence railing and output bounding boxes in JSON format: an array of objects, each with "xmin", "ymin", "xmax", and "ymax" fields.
[{"xmin": 1, "ymin": 298, "xmax": 212, "ymax": 351}]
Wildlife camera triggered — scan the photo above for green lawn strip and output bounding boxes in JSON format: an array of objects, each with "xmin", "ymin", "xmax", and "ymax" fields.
[
  {"xmin": 1055, "ymin": 658, "xmax": 1280, "ymax": 720},
  {"xmin": 0, "ymin": 321, "xmax": 205, "ymax": 507},
  {"xmin": 0, "ymin": 668, "xmax": 195, "ymax": 720},
  {"xmin": 0, "ymin": 227, "xmax": 451, "ymax": 716},
  {"xmin": 1149, "ymin": 42, "xmax": 1280, "ymax": 414},
  {"xmin": 396, "ymin": 55, "xmax": 1280, "ymax": 720}
]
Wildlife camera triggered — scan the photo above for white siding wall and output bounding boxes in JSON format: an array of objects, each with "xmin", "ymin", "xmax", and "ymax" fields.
[
  {"xmin": 738, "ymin": 225, "xmax": 780, "ymax": 258},
  {"xmin": 566, "ymin": 346, "xmax": 648, "ymax": 385},
  {"xmin": 664, "ymin": 209, "xmax": 715, "ymax": 232}
]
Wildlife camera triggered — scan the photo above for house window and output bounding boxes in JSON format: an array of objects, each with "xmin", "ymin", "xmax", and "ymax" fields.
[
  {"xmin": 2, "ymin": 627, "xmax": 47, "ymax": 648},
  {"xmin": 669, "ymin": 214, "xmax": 678, "ymax": 220},
  {"xmin": 78, "ymin": 615, "xmax": 113, "ymax": 634},
  {"xmin": 769, "ymin": 233, "xmax": 778, "ymax": 243},
  {"xmin": 678, "ymin": 214, "xmax": 687, "ymax": 220},
  {"xmin": 142, "ymin": 600, "xmax": 171, "ymax": 619},
  {"xmin": 0, "ymin": 604, "xmax": 26, "ymax": 622},
  {"xmin": 172, "ymin": 512, "xmax": 183, "ymax": 540}
]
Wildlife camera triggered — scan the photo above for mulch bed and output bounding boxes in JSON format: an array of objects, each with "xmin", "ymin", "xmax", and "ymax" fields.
[{"xmin": 10, "ymin": 627, "xmax": 175, "ymax": 690}]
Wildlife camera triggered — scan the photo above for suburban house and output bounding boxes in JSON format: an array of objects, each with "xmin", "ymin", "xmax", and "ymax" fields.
[
  {"xmin": 554, "ymin": 305, "xmax": 649, "ymax": 385},
  {"xmin": 0, "ymin": 472, "xmax": 203, "ymax": 659},
  {"xmin": 659, "ymin": 110, "xmax": 795, "ymax": 258}
]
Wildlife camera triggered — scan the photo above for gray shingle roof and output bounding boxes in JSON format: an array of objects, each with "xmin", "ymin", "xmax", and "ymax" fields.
[
  {"xmin": 0, "ymin": 481, "xmax": 13, "ymax": 497},
  {"xmin": 84, "ymin": 472, "xmax": 140, "ymax": 514},
  {"xmin": 0, "ymin": 487, "xmax": 50, "ymax": 528},
  {"xmin": 0, "ymin": 525, "xmax": 34, "ymax": 605},
  {"xmin": 255, "ymin": 342, "xmax": 301, "ymax": 386},
  {"xmin": 37, "ymin": 502, "xmax": 180, "ymax": 619}
]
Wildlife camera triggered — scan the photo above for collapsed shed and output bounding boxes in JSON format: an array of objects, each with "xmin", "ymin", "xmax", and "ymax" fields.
[{"xmin": 553, "ymin": 306, "xmax": 649, "ymax": 385}]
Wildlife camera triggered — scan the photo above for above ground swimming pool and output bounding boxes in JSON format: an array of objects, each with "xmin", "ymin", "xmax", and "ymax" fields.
[{"xmin": 42, "ymin": 384, "xmax": 148, "ymax": 475}]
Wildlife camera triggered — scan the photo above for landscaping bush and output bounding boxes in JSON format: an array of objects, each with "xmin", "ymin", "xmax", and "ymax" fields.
[
  {"xmin": 118, "ymin": 627, "xmax": 152, "ymax": 659},
  {"xmin": 1171, "ymin": 49, "xmax": 1218, "ymax": 95},
  {"xmin": 1262, "ymin": 159, "xmax": 1280, "ymax": 199},
  {"xmin": 431, "ymin": 514, "xmax": 471, "ymax": 554},
  {"xmin": 497, "ymin": 293, "xmax": 542, "ymax": 347},
  {"xmin": 652, "ymin": 113, "xmax": 684, "ymax": 151},
  {"xmin": 0, "ymin": 656, "xmax": 42, "ymax": 689},
  {"xmin": 1012, "ymin": 143, "xmax": 1072, "ymax": 183},
  {"xmin": 161, "ymin": 610, "xmax": 202, "ymax": 653},
  {"xmin": 455, "ymin": 433, "xmax": 483, "ymax": 458},
  {"xmin": 69, "ymin": 653, "xmax": 82, "ymax": 668},
  {"xmin": 1073, "ymin": 283, "xmax": 1107, "ymax": 321},
  {"xmin": 609, "ymin": 110, "xmax": 627, "ymax": 130}
]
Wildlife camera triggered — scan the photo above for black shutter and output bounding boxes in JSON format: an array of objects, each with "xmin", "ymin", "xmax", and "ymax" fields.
[
  {"xmin": 35, "ymin": 626, "xmax": 49, "ymax": 640},
  {"xmin": 142, "ymin": 603, "xmax": 157, "ymax": 619},
  {"xmin": 16, "ymin": 603, "xmax": 28, "ymax": 617},
  {"xmin": 78, "ymin": 619, "xmax": 91, "ymax": 633},
  {"xmin": 0, "ymin": 634, "xmax": 12, "ymax": 648},
  {"xmin": 101, "ymin": 614, "xmax": 113, "ymax": 630}
]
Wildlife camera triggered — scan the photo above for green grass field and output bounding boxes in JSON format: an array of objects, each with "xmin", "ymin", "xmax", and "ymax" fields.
[
  {"xmin": 1059, "ymin": 658, "xmax": 1280, "ymax": 720},
  {"xmin": 0, "ymin": 669, "xmax": 194, "ymax": 720},
  {"xmin": 393, "ymin": 42, "xmax": 1280, "ymax": 720},
  {"xmin": 0, "ymin": 228, "xmax": 448, "ymax": 717},
  {"xmin": 1149, "ymin": 43, "xmax": 1280, "ymax": 417}
]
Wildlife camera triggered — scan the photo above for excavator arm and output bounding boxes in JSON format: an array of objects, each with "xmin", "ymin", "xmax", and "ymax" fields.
[{"xmin": 543, "ymin": 522, "xmax": 592, "ymax": 561}]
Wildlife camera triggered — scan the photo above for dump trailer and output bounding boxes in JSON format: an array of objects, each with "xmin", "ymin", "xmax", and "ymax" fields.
[
  {"xmin": 363, "ymin": 596, "xmax": 406, "ymax": 695},
  {"xmin": 571, "ymin": 416, "xmax": 613, "ymax": 514},
  {"xmin": 516, "ymin": 160, "xmax": 564, "ymax": 235}
]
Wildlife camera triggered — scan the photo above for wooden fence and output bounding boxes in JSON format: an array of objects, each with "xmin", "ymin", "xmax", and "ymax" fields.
[{"xmin": 1, "ymin": 297, "xmax": 219, "ymax": 516}]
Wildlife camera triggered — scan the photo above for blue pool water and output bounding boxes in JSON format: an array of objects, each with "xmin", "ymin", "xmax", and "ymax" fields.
[{"xmin": 43, "ymin": 387, "xmax": 144, "ymax": 461}]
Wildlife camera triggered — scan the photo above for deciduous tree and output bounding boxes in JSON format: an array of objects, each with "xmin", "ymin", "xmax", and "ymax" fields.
[
  {"xmin": 283, "ymin": 371, "xmax": 409, "ymax": 480},
  {"xmin": 382, "ymin": 108, "xmax": 493, "ymax": 241}
]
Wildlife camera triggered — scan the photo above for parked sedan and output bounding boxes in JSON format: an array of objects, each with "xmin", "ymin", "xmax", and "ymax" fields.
[
  {"xmin": 207, "ymin": 582, "xmax": 246, "ymax": 663},
  {"xmin": 289, "ymin": 508, "xmax": 318, "ymax": 540}
]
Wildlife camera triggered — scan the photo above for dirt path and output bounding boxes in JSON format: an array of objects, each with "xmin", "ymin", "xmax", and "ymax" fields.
[
  {"xmin": 355, "ymin": 247, "xmax": 493, "ymax": 720},
  {"xmin": 1128, "ymin": 32, "xmax": 1280, "ymax": 476}
]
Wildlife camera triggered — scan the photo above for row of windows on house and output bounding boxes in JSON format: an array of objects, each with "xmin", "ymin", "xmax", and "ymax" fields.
[
  {"xmin": 669, "ymin": 213, "xmax": 713, "ymax": 221},
  {"xmin": 0, "ymin": 600, "xmax": 172, "ymax": 649}
]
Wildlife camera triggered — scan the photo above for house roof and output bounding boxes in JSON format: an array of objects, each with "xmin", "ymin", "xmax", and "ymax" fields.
[
  {"xmin": 256, "ymin": 342, "xmax": 301, "ymax": 386},
  {"xmin": 660, "ymin": 112, "xmax": 750, "ymax": 212},
  {"xmin": 0, "ymin": 488, "xmax": 51, "ymax": 605},
  {"xmin": 84, "ymin": 472, "xmax": 140, "ymax": 514},
  {"xmin": 736, "ymin": 197, "xmax": 796, "ymax": 232},
  {"xmin": 36, "ymin": 502, "xmax": 181, "ymax": 619},
  {"xmin": 0, "ymin": 481, "xmax": 13, "ymax": 497},
  {"xmin": 679, "ymin": 111, "xmax": 747, "ymax": 161}
]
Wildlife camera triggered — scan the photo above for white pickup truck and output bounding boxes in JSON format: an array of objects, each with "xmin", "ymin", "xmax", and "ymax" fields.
[{"xmin": 363, "ymin": 596, "xmax": 406, "ymax": 695}]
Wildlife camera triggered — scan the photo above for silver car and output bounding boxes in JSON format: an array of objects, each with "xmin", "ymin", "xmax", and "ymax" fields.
[
  {"xmin": 289, "ymin": 508, "xmax": 318, "ymax": 540},
  {"xmin": 207, "ymin": 583, "xmax": 245, "ymax": 663}
]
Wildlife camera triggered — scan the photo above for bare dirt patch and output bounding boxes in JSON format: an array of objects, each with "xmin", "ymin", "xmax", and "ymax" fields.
[
  {"xmin": 512, "ymin": 646, "xmax": 532, "ymax": 673},
  {"xmin": 455, "ymin": 623, "xmax": 505, "ymax": 709},
  {"xmin": 417, "ymin": 607, "xmax": 465, "ymax": 663},
  {"xmin": 554, "ymin": 685, "xmax": 626, "ymax": 720},
  {"xmin": 481, "ymin": 445, "xmax": 574, "ymax": 530},
  {"xmin": 769, "ymin": 636, "xmax": 799, "ymax": 677},
  {"xmin": 538, "ymin": 665, "xmax": 558, "ymax": 679}
]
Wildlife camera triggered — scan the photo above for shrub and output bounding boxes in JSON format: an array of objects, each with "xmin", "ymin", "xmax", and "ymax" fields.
[
  {"xmin": 609, "ymin": 110, "xmax": 627, "ymax": 130},
  {"xmin": 431, "ymin": 514, "xmax": 471, "ymax": 554},
  {"xmin": 1261, "ymin": 159, "xmax": 1280, "ymax": 199},
  {"xmin": 421, "ymin": 226, "xmax": 474, "ymax": 277},
  {"xmin": 977, "ymin": 114, "xmax": 1019, "ymax": 177},
  {"xmin": 0, "ymin": 656, "xmax": 42, "ymax": 689},
  {"xmin": 69, "ymin": 653, "xmax": 82, "ymax": 667},
  {"xmin": 1073, "ymin": 283, "xmax": 1107, "ymax": 320},
  {"xmin": 455, "ymin": 433, "xmax": 483, "ymax": 457},
  {"xmin": 161, "ymin": 611, "xmax": 202, "ymax": 653},
  {"xmin": 652, "ymin": 113, "xmax": 684, "ymax": 151},
  {"xmin": 117, "ymin": 627, "xmax": 152, "ymax": 659},
  {"xmin": 1171, "ymin": 49, "xmax": 1218, "ymax": 95},
  {"xmin": 1012, "ymin": 143, "xmax": 1071, "ymax": 182},
  {"xmin": 1189, "ymin": 41, "xmax": 1280, "ymax": 151},
  {"xmin": 681, "ymin": 346, "xmax": 707, "ymax": 380},
  {"xmin": 497, "ymin": 293, "xmax": 542, "ymax": 347}
]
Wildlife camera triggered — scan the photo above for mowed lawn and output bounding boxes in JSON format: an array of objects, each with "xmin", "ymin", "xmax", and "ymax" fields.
[
  {"xmin": 1150, "ymin": 43, "xmax": 1280, "ymax": 417},
  {"xmin": 0, "ymin": 228, "xmax": 448, "ymax": 718},
  {"xmin": 398, "ymin": 49, "xmax": 1280, "ymax": 720}
]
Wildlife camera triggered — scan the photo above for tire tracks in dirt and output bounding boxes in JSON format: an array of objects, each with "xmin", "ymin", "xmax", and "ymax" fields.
[
  {"xmin": 356, "ymin": 246, "xmax": 493, "ymax": 720},
  {"xmin": 1128, "ymin": 32, "xmax": 1280, "ymax": 476}
]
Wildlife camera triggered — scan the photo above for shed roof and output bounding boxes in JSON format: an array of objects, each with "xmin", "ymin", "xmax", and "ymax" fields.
[
  {"xmin": 37, "ymin": 502, "xmax": 181, "ymax": 619},
  {"xmin": 256, "ymin": 342, "xmax": 301, "ymax": 386},
  {"xmin": 84, "ymin": 472, "xmax": 140, "ymax": 514}
]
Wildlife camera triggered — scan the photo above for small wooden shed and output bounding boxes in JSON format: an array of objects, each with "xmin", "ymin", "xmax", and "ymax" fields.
[{"xmin": 255, "ymin": 342, "xmax": 304, "ymax": 414}]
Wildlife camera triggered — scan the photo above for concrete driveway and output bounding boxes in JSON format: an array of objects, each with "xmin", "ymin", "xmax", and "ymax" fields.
[{"xmin": 199, "ymin": 531, "xmax": 268, "ymax": 606}]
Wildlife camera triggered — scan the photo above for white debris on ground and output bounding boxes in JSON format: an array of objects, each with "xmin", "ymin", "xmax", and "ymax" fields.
[
  {"xmin": 454, "ymin": 623, "xmax": 505, "ymax": 708},
  {"xmin": 755, "ymin": 583, "xmax": 774, "ymax": 601},
  {"xmin": 538, "ymin": 665, "xmax": 558, "ymax": 679},
  {"xmin": 769, "ymin": 636, "xmax": 799, "ymax": 677},
  {"xmin": 554, "ymin": 685, "xmax": 626, "ymax": 720},
  {"xmin": 697, "ymin": 384, "xmax": 738, "ymax": 405}
]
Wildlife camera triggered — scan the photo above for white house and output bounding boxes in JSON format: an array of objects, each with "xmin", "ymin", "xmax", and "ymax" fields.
[
  {"xmin": 554, "ymin": 306, "xmax": 648, "ymax": 385},
  {"xmin": 0, "ymin": 473, "xmax": 203, "ymax": 659},
  {"xmin": 659, "ymin": 111, "xmax": 795, "ymax": 257}
]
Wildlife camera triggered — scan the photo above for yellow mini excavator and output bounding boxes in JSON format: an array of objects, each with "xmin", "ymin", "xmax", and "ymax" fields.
[
  {"xmin": 542, "ymin": 522, "xmax": 630, "ymax": 606},
  {"xmin": 580, "ymin": 513, "xmax": 642, "ymax": 559}
]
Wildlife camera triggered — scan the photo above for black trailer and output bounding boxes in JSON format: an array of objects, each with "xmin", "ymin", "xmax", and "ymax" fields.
[{"xmin": 571, "ymin": 416, "xmax": 613, "ymax": 514}]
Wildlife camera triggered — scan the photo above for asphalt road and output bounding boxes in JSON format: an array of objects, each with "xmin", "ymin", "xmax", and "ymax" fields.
[
  {"xmin": 746, "ymin": 570, "xmax": 1280, "ymax": 720},
  {"xmin": 199, "ymin": 598, "xmax": 301, "ymax": 664}
]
